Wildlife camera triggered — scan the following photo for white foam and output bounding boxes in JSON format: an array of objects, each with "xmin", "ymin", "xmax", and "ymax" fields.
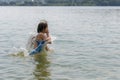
[
  {"xmin": 19, "ymin": 47, "xmax": 29, "ymax": 57},
  {"xmin": 10, "ymin": 47, "xmax": 29, "ymax": 57},
  {"xmin": 51, "ymin": 35, "xmax": 57, "ymax": 42}
]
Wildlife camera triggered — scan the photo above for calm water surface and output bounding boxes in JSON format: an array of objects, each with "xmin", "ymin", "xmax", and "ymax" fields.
[{"xmin": 0, "ymin": 6, "xmax": 120, "ymax": 80}]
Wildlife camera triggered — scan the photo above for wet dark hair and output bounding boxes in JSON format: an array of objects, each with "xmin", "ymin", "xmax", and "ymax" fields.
[{"xmin": 37, "ymin": 21, "xmax": 48, "ymax": 33}]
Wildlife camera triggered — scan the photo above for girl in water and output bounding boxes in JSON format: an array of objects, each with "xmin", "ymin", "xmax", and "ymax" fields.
[{"xmin": 29, "ymin": 20, "xmax": 51, "ymax": 55}]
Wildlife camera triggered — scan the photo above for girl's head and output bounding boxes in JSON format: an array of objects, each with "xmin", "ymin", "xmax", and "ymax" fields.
[{"xmin": 37, "ymin": 20, "xmax": 48, "ymax": 33}]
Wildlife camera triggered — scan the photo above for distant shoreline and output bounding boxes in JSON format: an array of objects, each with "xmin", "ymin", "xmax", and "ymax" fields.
[
  {"xmin": 0, "ymin": 5, "xmax": 120, "ymax": 7},
  {"xmin": 0, "ymin": 6, "xmax": 120, "ymax": 7},
  {"xmin": 0, "ymin": 5, "xmax": 120, "ymax": 6},
  {"xmin": 0, "ymin": 0, "xmax": 120, "ymax": 6},
  {"xmin": 0, "ymin": 6, "xmax": 120, "ymax": 10}
]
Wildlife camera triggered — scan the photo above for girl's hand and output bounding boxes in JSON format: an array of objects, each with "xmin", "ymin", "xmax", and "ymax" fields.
[
  {"xmin": 46, "ymin": 37, "xmax": 52, "ymax": 44},
  {"xmin": 45, "ymin": 28, "xmax": 50, "ymax": 37},
  {"xmin": 46, "ymin": 29, "xmax": 49, "ymax": 33},
  {"xmin": 45, "ymin": 28, "xmax": 49, "ymax": 33}
]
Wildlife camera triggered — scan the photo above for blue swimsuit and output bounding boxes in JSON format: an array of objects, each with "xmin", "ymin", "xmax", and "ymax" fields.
[{"xmin": 29, "ymin": 40, "xmax": 46, "ymax": 55}]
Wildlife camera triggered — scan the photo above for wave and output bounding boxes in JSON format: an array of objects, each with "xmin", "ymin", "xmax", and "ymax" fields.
[{"xmin": 55, "ymin": 39, "xmax": 76, "ymax": 43}]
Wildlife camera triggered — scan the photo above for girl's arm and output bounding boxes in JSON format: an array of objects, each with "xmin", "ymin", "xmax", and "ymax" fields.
[
  {"xmin": 46, "ymin": 29, "xmax": 52, "ymax": 44},
  {"xmin": 46, "ymin": 28, "xmax": 50, "ymax": 37},
  {"xmin": 33, "ymin": 41, "xmax": 37, "ymax": 49}
]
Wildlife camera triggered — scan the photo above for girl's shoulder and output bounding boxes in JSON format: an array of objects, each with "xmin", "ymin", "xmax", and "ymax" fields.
[
  {"xmin": 36, "ymin": 33, "xmax": 45, "ymax": 40},
  {"xmin": 37, "ymin": 32, "xmax": 44, "ymax": 37}
]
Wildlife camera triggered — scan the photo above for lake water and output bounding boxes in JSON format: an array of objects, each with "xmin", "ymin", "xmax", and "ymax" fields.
[{"xmin": 0, "ymin": 6, "xmax": 120, "ymax": 80}]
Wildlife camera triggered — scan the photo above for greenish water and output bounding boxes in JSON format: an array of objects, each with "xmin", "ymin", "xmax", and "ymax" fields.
[{"xmin": 0, "ymin": 6, "xmax": 120, "ymax": 80}]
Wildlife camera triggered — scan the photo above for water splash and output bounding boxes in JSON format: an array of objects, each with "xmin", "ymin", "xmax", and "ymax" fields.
[
  {"xmin": 10, "ymin": 47, "xmax": 29, "ymax": 57},
  {"xmin": 9, "ymin": 32, "xmax": 56, "ymax": 57},
  {"xmin": 51, "ymin": 35, "xmax": 57, "ymax": 42}
]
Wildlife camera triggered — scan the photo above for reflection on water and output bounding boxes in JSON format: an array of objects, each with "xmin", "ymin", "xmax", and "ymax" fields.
[
  {"xmin": 33, "ymin": 51, "xmax": 51, "ymax": 80},
  {"xmin": 10, "ymin": 51, "xmax": 25, "ymax": 57},
  {"xmin": 9, "ymin": 46, "xmax": 51, "ymax": 80}
]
